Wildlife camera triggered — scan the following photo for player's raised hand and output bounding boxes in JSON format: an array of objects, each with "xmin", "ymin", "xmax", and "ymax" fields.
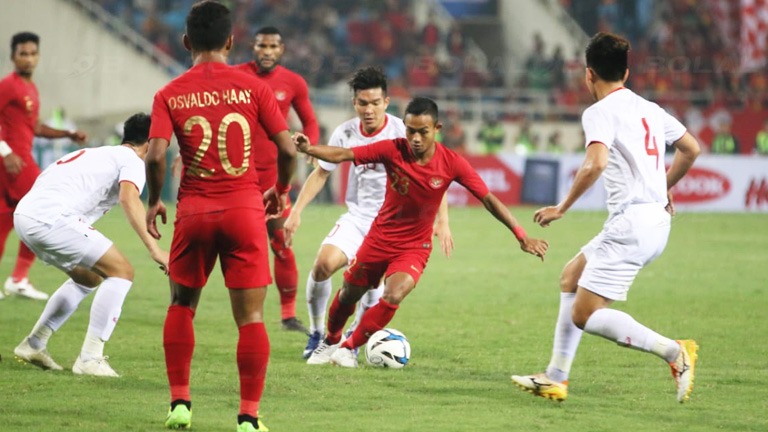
[
  {"xmin": 520, "ymin": 237, "xmax": 549, "ymax": 261},
  {"xmin": 292, "ymin": 132, "xmax": 311, "ymax": 153},
  {"xmin": 534, "ymin": 205, "xmax": 564, "ymax": 227},
  {"xmin": 146, "ymin": 201, "xmax": 167, "ymax": 239},
  {"xmin": 69, "ymin": 130, "xmax": 88, "ymax": 145},
  {"xmin": 283, "ymin": 212, "xmax": 301, "ymax": 246}
]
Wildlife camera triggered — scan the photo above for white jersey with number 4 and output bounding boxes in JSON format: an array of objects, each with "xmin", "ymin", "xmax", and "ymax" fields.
[
  {"xmin": 318, "ymin": 113, "xmax": 405, "ymax": 222},
  {"xmin": 582, "ymin": 88, "xmax": 686, "ymax": 216},
  {"xmin": 15, "ymin": 146, "xmax": 146, "ymax": 225}
]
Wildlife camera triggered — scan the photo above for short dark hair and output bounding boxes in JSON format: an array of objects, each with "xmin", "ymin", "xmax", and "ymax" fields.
[
  {"xmin": 185, "ymin": 1, "xmax": 231, "ymax": 52},
  {"xmin": 404, "ymin": 97, "xmax": 439, "ymax": 123},
  {"xmin": 585, "ymin": 32, "xmax": 630, "ymax": 82},
  {"xmin": 348, "ymin": 66, "xmax": 388, "ymax": 95},
  {"xmin": 122, "ymin": 113, "xmax": 151, "ymax": 146},
  {"xmin": 255, "ymin": 26, "xmax": 282, "ymax": 38},
  {"xmin": 11, "ymin": 32, "xmax": 39, "ymax": 54}
]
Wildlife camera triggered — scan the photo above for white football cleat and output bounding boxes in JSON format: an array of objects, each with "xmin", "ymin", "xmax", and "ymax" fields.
[
  {"xmin": 72, "ymin": 355, "xmax": 120, "ymax": 377},
  {"xmin": 4, "ymin": 277, "xmax": 49, "ymax": 300},
  {"xmin": 330, "ymin": 347, "xmax": 359, "ymax": 368},
  {"xmin": 14, "ymin": 338, "xmax": 63, "ymax": 370},
  {"xmin": 306, "ymin": 340, "xmax": 338, "ymax": 365}
]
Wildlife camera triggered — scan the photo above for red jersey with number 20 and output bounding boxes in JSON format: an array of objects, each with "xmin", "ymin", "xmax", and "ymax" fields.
[
  {"xmin": 150, "ymin": 62, "xmax": 288, "ymax": 217},
  {"xmin": 352, "ymin": 138, "xmax": 489, "ymax": 251}
]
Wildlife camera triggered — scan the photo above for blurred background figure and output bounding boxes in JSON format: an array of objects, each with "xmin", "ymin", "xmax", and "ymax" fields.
[{"xmin": 477, "ymin": 113, "xmax": 505, "ymax": 154}]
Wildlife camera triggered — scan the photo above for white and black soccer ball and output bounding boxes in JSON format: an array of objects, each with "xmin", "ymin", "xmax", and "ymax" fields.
[{"xmin": 365, "ymin": 328, "xmax": 410, "ymax": 369}]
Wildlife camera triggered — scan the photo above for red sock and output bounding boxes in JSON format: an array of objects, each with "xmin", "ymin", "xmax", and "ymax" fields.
[
  {"xmin": 343, "ymin": 298, "xmax": 399, "ymax": 349},
  {"xmin": 237, "ymin": 322, "xmax": 270, "ymax": 417},
  {"xmin": 271, "ymin": 231, "xmax": 298, "ymax": 320},
  {"xmin": 0, "ymin": 211, "xmax": 13, "ymax": 262},
  {"xmin": 326, "ymin": 290, "xmax": 356, "ymax": 344},
  {"xmin": 11, "ymin": 242, "xmax": 36, "ymax": 281},
  {"xmin": 164, "ymin": 305, "xmax": 195, "ymax": 402}
]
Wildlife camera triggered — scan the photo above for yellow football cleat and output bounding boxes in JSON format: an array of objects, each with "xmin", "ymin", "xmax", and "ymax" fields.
[{"xmin": 511, "ymin": 373, "xmax": 568, "ymax": 401}]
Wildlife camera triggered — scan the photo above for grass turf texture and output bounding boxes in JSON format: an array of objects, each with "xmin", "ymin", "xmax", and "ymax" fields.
[{"xmin": 0, "ymin": 205, "xmax": 766, "ymax": 431}]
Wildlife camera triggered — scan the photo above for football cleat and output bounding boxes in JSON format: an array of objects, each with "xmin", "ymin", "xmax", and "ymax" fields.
[
  {"xmin": 236, "ymin": 414, "xmax": 269, "ymax": 431},
  {"xmin": 4, "ymin": 277, "xmax": 49, "ymax": 300},
  {"xmin": 72, "ymin": 355, "xmax": 120, "ymax": 377},
  {"xmin": 342, "ymin": 330, "xmax": 359, "ymax": 357},
  {"xmin": 303, "ymin": 331, "xmax": 322, "ymax": 359},
  {"xmin": 669, "ymin": 339, "xmax": 699, "ymax": 403},
  {"xmin": 14, "ymin": 338, "xmax": 63, "ymax": 370},
  {"xmin": 306, "ymin": 340, "xmax": 337, "ymax": 365},
  {"xmin": 281, "ymin": 317, "xmax": 309, "ymax": 334},
  {"xmin": 165, "ymin": 402, "xmax": 192, "ymax": 429},
  {"xmin": 511, "ymin": 373, "xmax": 568, "ymax": 401},
  {"xmin": 330, "ymin": 347, "xmax": 359, "ymax": 368}
]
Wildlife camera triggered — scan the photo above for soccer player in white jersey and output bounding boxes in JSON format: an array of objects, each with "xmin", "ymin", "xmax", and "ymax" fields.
[
  {"xmin": 12, "ymin": 113, "xmax": 169, "ymax": 377},
  {"xmin": 511, "ymin": 33, "xmax": 701, "ymax": 403},
  {"xmin": 283, "ymin": 66, "xmax": 453, "ymax": 360}
]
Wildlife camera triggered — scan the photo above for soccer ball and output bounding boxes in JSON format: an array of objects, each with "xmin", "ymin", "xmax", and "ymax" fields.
[{"xmin": 365, "ymin": 328, "xmax": 411, "ymax": 369}]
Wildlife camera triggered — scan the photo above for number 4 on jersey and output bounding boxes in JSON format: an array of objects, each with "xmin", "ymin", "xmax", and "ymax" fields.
[{"xmin": 642, "ymin": 117, "xmax": 659, "ymax": 169}]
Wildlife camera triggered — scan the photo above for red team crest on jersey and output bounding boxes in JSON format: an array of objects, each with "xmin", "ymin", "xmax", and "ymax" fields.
[
  {"xmin": 429, "ymin": 177, "xmax": 444, "ymax": 189},
  {"xmin": 274, "ymin": 90, "xmax": 286, "ymax": 101}
]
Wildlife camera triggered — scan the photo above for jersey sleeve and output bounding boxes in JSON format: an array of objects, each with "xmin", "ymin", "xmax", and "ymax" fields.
[
  {"xmin": 291, "ymin": 75, "xmax": 320, "ymax": 144},
  {"xmin": 119, "ymin": 154, "xmax": 147, "ymax": 193},
  {"xmin": 452, "ymin": 153, "xmax": 489, "ymax": 200},
  {"xmin": 254, "ymin": 82, "xmax": 288, "ymax": 138},
  {"xmin": 0, "ymin": 80, "xmax": 13, "ymax": 143},
  {"xmin": 662, "ymin": 110, "xmax": 687, "ymax": 145},
  {"xmin": 149, "ymin": 91, "xmax": 173, "ymax": 141},
  {"xmin": 317, "ymin": 123, "xmax": 346, "ymax": 172},
  {"xmin": 352, "ymin": 139, "xmax": 397, "ymax": 165},
  {"xmin": 581, "ymin": 105, "xmax": 616, "ymax": 149}
]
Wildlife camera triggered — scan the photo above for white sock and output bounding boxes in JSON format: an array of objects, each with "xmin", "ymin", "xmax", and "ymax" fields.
[
  {"xmin": 306, "ymin": 273, "xmax": 332, "ymax": 334},
  {"xmin": 27, "ymin": 279, "xmax": 94, "ymax": 350},
  {"xmin": 545, "ymin": 292, "xmax": 582, "ymax": 382},
  {"xmin": 583, "ymin": 308, "xmax": 680, "ymax": 362},
  {"xmin": 82, "ymin": 277, "xmax": 132, "ymax": 359},
  {"xmin": 348, "ymin": 283, "xmax": 384, "ymax": 332}
]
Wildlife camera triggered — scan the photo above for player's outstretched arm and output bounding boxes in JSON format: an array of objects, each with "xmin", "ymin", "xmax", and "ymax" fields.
[
  {"xmin": 284, "ymin": 165, "xmax": 332, "ymax": 245},
  {"xmin": 292, "ymin": 132, "xmax": 354, "ymax": 163},
  {"xmin": 433, "ymin": 192, "xmax": 454, "ymax": 257},
  {"xmin": 481, "ymin": 193, "xmax": 548, "ymax": 260},
  {"xmin": 146, "ymin": 137, "xmax": 169, "ymax": 239},
  {"xmin": 119, "ymin": 182, "xmax": 169, "ymax": 273},
  {"xmin": 35, "ymin": 122, "xmax": 88, "ymax": 144},
  {"xmin": 535, "ymin": 142, "xmax": 608, "ymax": 227},
  {"xmin": 263, "ymin": 130, "xmax": 297, "ymax": 219}
]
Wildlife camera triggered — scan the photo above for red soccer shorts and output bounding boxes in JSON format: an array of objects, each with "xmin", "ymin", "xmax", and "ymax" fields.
[
  {"xmin": 169, "ymin": 207, "xmax": 272, "ymax": 289},
  {"xmin": 0, "ymin": 162, "xmax": 40, "ymax": 212},
  {"xmin": 343, "ymin": 238, "xmax": 430, "ymax": 288}
]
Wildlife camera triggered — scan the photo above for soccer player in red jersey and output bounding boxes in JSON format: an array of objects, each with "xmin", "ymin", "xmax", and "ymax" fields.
[
  {"xmin": 145, "ymin": 2, "xmax": 296, "ymax": 431},
  {"xmin": 292, "ymin": 97, "xmax": 549, "ymax": 368},
  {"xmin": 0, "ymin": 31, "xmax": 87, "ymax": 301},
  {"xmin": 237, "ymin": 26, "xmax": 320, "ymax": 333}
]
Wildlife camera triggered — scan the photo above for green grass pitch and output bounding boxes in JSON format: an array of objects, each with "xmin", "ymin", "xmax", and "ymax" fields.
[{"xmin": 0, "ymin": 205, "xmax": 766, "ymax": 431}]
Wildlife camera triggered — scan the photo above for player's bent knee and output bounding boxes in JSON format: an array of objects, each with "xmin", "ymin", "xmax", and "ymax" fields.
[{"xmin": 312, "ymin": 260, "xmax": 336, "ymax": 281}]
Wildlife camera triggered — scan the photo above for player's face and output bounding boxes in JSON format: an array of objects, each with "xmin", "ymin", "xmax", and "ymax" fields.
[
  {"xmin": 404, "ymin": 114, "xmax": 441, "ymax": 157},
  {"xmin": 12, "ymin": 42, "xmax": 39, "ymax": 78},
  {"xmin": 253, "ymin": 34, "xmax": 284, "ymax": 72},
  {"xmin": 353, "ymin": 88, "xmax": 390, "ymax": 134}
]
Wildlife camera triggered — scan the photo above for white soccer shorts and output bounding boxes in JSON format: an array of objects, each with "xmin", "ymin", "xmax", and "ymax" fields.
[
  {"xmin": 14, "ymin": 214, "xmax": 114, "ymax": 272},
  {"xmin": 320, "ymin": 213, "xmax": 373, "ymax": 263},
  {"xmin": 578, "ymin": 204, "xmax": 671, "ymax": 301}
]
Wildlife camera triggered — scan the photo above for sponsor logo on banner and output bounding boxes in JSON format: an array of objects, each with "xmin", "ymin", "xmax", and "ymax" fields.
[
  {"xmin": 446, "ymin": 155, "xmax": 521, "ymax": 206},
  {"xmin": 745, "ymin": 178, "xmax": 768, "ymax": 208},
  {"xmin": 670, "ymin": 167, "xmax": 730, "ymax": 203}
]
